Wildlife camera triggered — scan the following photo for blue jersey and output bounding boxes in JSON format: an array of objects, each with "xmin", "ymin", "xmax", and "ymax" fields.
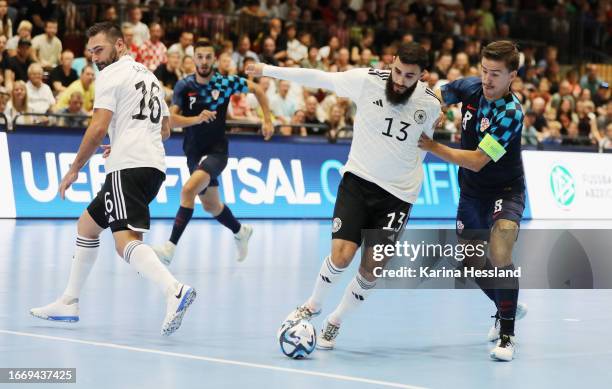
[
  {"xmin": 172, "ymin": 72, "xmax": 249, "ymax": 156},
  {"xmin": 441, "ymin": 77, "xmax": 524, "ymax": 196}
]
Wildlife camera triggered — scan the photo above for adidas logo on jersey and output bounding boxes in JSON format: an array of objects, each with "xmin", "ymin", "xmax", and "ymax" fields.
[
  {"xmin": 373, "ymin": 99, "xmax": 383, "ymax": 107},
  {"xmin": 108, "ymin": 215, "xmax": 115, "ymax": 223}
]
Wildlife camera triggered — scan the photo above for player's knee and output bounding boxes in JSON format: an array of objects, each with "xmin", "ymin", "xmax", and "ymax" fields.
[
  {"xmin": 491, "ymin": 219, "xmax": 519, "ymax": 242},
  {"xmin": 331, "ymin": 244, "xmax": 357, "ymax": 269},
  {"xmin": 181, "ymin": 184, "xmax": 199, "ymax": 200},
  {"xmin": 203, "ymin": 200, "xmax": 222, "ymax": 215},
  {"xmin": 77, "ymin": 212, "xmax": 101, "ymax": 239}
]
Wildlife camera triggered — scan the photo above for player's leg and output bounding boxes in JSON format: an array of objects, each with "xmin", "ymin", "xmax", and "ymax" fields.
[
  {"xmin": 200, "ymin": 186, "xmax": 253, "ymax": 262},
  {"xmin": 30, "ymin": 209, "xmax": 106, "ymax": 322},
  {"xmin": 154, "ymin": 165, "xmax": 211, "ymax": 265},
  {"xmin": 113, "ymin": 168, "xmax": 196, "ymax": 335},
  {"xmin": 284, "ymin": 173, "xmax": 366, "ymax": 323},
  {"xmin": 319, "ymin": 181, "xmax": 412, "ymax": 349},
  {"xmin": 488, "ymin": 192, "xmax": 525, "ymax": 361}
]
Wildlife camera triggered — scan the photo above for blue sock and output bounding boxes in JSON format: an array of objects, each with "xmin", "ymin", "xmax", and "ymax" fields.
[
  {"xmin": 169, "ymin": 206, "xmax": 194, "ymax": 245},
  {"xmin": 215, "ymin": 204, "xmax": 241, "ymax": 234}
]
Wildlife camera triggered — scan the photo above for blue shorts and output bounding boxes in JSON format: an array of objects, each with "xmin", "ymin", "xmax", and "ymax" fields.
[
  {"xmin": 455, "ymin": 191, "xmax": 525, "ymax": 241},
  {"xmin": 186, "ymin": 153, "xmax": 228, "ymax": 195}
]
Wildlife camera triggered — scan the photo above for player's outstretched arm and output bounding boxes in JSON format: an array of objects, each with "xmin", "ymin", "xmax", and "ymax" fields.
[
  {"xmin": 247, "ymin": 79, "xmax": 274, "ymax": 140},
  {"xmin": 59, "ymin": 108, "xmax": 113, "ymax": 199},
  {"xmin": 161, "ymin": 116, "xmax": 171, "ymax": 141},
  {"xmin": 246, "ymin": 63, "xmax": 337, "ymax": 92},
  {"xmin": 418, "ymin": 132, "xmax": 491, "ymax": 172}
]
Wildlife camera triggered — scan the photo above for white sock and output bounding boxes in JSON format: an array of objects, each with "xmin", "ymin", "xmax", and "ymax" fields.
[
  {"xmin": 327, "ymin": 273, "xmax": 376, "ymax": 326},
  {"xmin": 124, "ymin": 240, "xmax": 178, "ymax": 295},
  {"xmin": 62, "ymin": 235, "xmax": 100, "ymax": 301},
  {"xmin": 306, "ymin": 255, "xmax": 346, "ymax": 311}
]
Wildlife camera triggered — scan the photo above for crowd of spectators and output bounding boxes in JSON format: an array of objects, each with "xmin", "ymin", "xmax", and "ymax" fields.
[{"xmin": 0, "ymin": 0, "xmax": 610, "ymax": 150}]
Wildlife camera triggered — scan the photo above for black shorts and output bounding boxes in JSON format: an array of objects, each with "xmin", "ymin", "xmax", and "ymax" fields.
[
  {"xmin": 456, "ymin": 190, "xmax": 525, "ymax": 241},
  {"xmin": 186, "ymin": 153, "xmax": 228, "ymax": 195},
  {"xmin": 332, "ymin": 172, "xmax": 413, "ymax": 245},
  {"xmin": 87, "ymin": 168, "xmax": 165, "ymax": 233}
]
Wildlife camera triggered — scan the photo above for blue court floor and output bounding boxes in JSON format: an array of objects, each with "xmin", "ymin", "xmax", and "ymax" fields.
[{"xmin": 1, "ymin": 219, "xmax": 612, "ymax": 389}]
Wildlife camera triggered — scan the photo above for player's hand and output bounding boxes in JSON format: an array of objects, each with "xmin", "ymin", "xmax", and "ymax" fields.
[
  {"xmin": 245, "ymin": 63, "xmax": 264, "ymax": 77},
  {"xmin": 197, "ymin": 110, "xmax": 216, "ymax": 124},
  {"xmin": 262, "ymin": 120, "xmax": 274, "ymax": 140},
  {"xmin": 101, "ymin": 144, "xmax": 111, "ymax": 158},
  {"xmin": 418, "ymin": 132, "xmax": 436, "ymax": 151},
  {"xmin": 58, "ymin": 169, "xmax": 78, "ymax": 200}
]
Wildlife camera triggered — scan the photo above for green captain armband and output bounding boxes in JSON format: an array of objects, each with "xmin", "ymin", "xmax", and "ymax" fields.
[{"xmin": 478, "ymin": 133, "xmax": 506, "ymax": 162}]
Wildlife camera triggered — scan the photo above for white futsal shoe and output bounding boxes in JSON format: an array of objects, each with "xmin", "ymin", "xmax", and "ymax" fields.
[
  {"xmin": 490, "ymin": 334, "xmax": 515, "ymax": 361},
  {"xmin": 161, "ymin": 283, "xmax": 197, "ymax": 336},
  {"xmin": 30, "ymin": 296, "xmax": 79, "ymax": 323},
  {"xmin": 152, "ymin": 241, "xmax": 176, "ymax": 266},
  {"xmin": 487, "ymin": 302, "xmax": 528, "ymax": 342},
  {"xmin": 284, "ymin": 305, "xmax": 321, "ymax": 324},
  {"xmin": 234, "ymin": 224, "xmax": 253, "ymax": 262},
  {"xmin": 317, "ymin": 320, "xmax": 340, "ymax": 350}
]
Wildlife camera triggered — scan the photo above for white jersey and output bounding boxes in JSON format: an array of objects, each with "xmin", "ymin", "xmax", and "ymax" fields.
[
  {"xmin": 94, "ymin": 55, "xmax": 169, "ymax": 174},
  {"xmin": 332, "ymin": 68, "xmax": 441, "ymax": 203}
]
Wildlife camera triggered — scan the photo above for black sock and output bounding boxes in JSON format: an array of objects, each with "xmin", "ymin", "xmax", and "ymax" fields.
[
  {"xmin": 494, "ymin": 263, "xmax": 519, "ymax": 336},
  {"xmin": 169, "ymin": 206, "xmax": 194, "ymax": 245},
  {"xmin": 215, "ymin": 204, "xmax": 241, "ymax": 234},
  {"xmin": 474, "ymin": 257, "xmax": 496, "ymax": 303}
]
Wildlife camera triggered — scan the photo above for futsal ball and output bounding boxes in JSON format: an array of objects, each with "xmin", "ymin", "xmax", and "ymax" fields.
[{"xmin": 278, "ymin": 320, "xmax": 317, "ymax": 359}]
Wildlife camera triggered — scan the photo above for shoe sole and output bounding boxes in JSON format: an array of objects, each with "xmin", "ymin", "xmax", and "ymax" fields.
[
  {"xmin": 161, "ymin": 288, "xmax": 197, "ymax": 336},
  {"xmin": 236, "ymin": 227, "xmax": 253, "ymax": 262},
  {"xmin": 316, "ymin": 342, "xmax": 334, "ymax": 350},
  {"xmin": 30, "ymin": 311, "xmax": 79, "ymax": 323}
]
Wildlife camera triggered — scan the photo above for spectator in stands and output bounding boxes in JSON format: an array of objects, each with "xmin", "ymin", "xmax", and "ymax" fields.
[
  {"xmin": 48, "ymin": 49, "xmax": 78, "ymax": 95},
  {"xmin": 228, "ymin": 92, "xmax": 259, "ymax": 124},
  {"xmin": 598, "ymin": 101, "xmax": 612, "ymax": 131},
  {"xmin": 522, "ymin": 110, "xmax": 540, "ymax": 145},
  {"xmin": 562, "ymin": 121, "xmax": 585, "ymax": 146},
  {"xmin": 303, "ymin": 95, "xmax": 323, "ymax": 129},
  {"xmin": 138, "ymin": 23, "xmax": 167, "ymax": 72},
  {"xmin": 278, "ymin": 0, "xmax": 300, "ymax": 20},
  {"xmin": 599, "ymin": 123, "xmax": 612, "ymax": 151},
  {"xmin": 71, "ymin": 43, "xmax": 95, "ymax": 76},
  {"xmin": 102, "ymin": 5, "xmax": 118, "ymax": 23},
  {"xmin": 57, "ymin": 91, "xmax": 88, "ymax": 128},
  {"xmin": 541, "ymin": 120, "xmax": 562, "ymax": 146},
  {"xmin": 550, "ymin": 80, "xmax": 575, "ymax": 110},
  {"xmin": 580, "ymin": 64, "xmax": 602, "ymax": 96},
  {"xmin": 285, "ymin": 23, "xmax": 307, "ymax": 63},
  {"xmin": 154, "ymin": 51, "xmax": 180, "ymax": 102},
  {"xmin": 55, "ymin": 64, "xmax": 94, "ymax": 113},
  {"xmin": 5, "ymin": 39, "xmax": 34, "ymax": 90},
  {"xmin": 0, "ymin": 1, "xmax": 11, "ymax": 39},
  {"xmin": 26, "ymin": 63, "xmax": 55, "ymax": 115},
  {"xmin": 0, "ymin": 34, "xmax": 8, "ymax": 86},
  {"xmin": 168, "ymin": 31, "xmax": 194, "ymax": 61},
  {"xmin": 6, "ymin": 20, "xmax": 32, "ymax": 57},
  {"xmin": 557, "ymin": 97, "xmax": 579, "ymax": 123},
  {"xmin": 4, "ymin": 80, "xmax": 31, "ymax": 128},
  {"xmin": 376, "ymin": 45, "xmax": 395, "ymax": 70},
  {"xmin": 232, "ymin": 34, "xmax": 259, "ymax": 73},
  {"xmin": 124, "ymin": 5, "xmax": 149, "ymax": 47},
  {"xmin": 300, "ymin": 46, "xmax": 323, "ymax": 70},
  {"xmin": 260, "ymin": 36, "xmax": 279, "ymax": 66},
  {"xmin": 121, "ymin": 25, "xmax": 139, "ymax": 60},
  {"xmin": 330, "ymin": 47, "xmax": 352, "ymax": 72},
  {"xmin": 269, "ymin": 79, "xmax": 295, "ymax": 124},
  {"xmin": 325, "ymin": 104, "xmax": 348, "ymax": 142},
  {"xmin": 281, "ymin": 109, "xmax": 307, "ymax": 136},
  {"xmin": 261, "ymin": 0, "xmax": 281, "ymax": 19},
  {"xmin": 317, "ymin": 36, "xmax": 339, "ymax": 67},
  {"xmin": 31, "ymin": 20, "xmax": 62, "ymax": 70},
  {"xmin": 216, "ymin": 52, "xmax": 236, "ymax": 76},
  {"xmin": 27, "ymin": 0, "xmax": 57, "ymax": 36},
  {"xmin": 56, "ymin": 0, "xmax": 80, "ymax": 36},
  {"xmin": 180, "ymin": 55, "xmax": 195, "ymax": 77},
  {"xmin": 593, "ymin": 82, "xmax": 609, "ymax": 108},
  {"xmin": 453, "ymin": 52, "xmax": 470, "ymax": 76},
  {"xmin": 433, "ymin": 53, "xmax": 453, "ymax": 79},
  {"xmin": 531, "ymin": 96, "xmax": 548, "ymax": 132}
]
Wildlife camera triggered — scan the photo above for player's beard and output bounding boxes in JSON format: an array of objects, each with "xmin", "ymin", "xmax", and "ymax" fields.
[
  {"xmin": 95, "ymin": 47, "xmax": 119, "ymax": 71},
  {"xmin": 385, "ymin": 77, "xmax": 417, "ymax": 105},
  {"xmin": 197, "ymin": 64, "xmax": 214, "ymax": 78}
]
